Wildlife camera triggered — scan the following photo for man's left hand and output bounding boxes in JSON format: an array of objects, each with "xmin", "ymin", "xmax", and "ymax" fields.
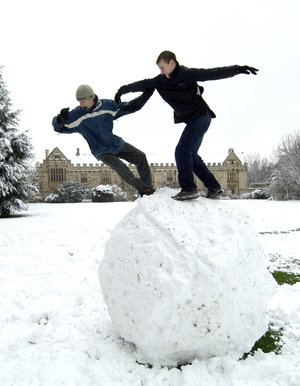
[{"xmin": 239, "ymin": 66, "xmax": 259, "ymax": 75}]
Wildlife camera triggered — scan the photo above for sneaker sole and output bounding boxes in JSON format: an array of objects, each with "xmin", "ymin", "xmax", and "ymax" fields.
[
  {"xmin": 172, "ymin": 192, "xmax": 201, "ymax": 201},
  {"xmin": 207, "ymin": 189, "xmax": 224, "ymax": 199}
]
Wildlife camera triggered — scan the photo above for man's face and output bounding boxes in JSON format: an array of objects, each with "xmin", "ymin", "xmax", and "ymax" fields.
[
  {"xmin": 79, "ymin": 97, "xmax": 94, "ymax": 109},
  {"xmin": 157, "ymin": 59, "xmax": 176, "ymax": 78}
]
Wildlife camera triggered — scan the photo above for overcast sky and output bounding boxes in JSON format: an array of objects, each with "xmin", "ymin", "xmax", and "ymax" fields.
[{"xmin": 1, "ymin": 0, "xmax": 300, "ymax": 165}]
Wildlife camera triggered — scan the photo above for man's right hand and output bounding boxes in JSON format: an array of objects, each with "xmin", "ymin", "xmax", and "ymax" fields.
[{"xmin": 57, "ymin": 107, "xmax": 70, "ymax": 123}]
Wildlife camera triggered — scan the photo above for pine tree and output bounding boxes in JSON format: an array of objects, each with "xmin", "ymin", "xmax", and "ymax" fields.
[{"xmin": 0, "ymin": 66, "xmax": 37, "ymax": 217}]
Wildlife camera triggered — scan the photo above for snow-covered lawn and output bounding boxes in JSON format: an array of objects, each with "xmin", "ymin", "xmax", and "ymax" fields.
[{"xmin": 0, "ymin": 196, "xmax": 299, "ymax": 385}]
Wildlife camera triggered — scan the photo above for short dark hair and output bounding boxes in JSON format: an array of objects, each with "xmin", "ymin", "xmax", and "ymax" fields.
[{"xmin": 156, "ymin": 51, "xmax": 177, "ymax": 64}]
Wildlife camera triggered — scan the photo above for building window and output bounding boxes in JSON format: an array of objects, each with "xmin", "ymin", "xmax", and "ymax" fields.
[
  {"xmin": 167, "ymin": 171, "xmax": 174, "ymax": 183},
  {"xmin": 101, "ymin": 172, "xmax": 111, "ymax": 184},
  {"xmin": 81, "ymin": 174, "xmax": 88, "ymax": 183},
  {"xmin": 50, "ymin": 168, "xmax": 66, "ymax": 182},
  {"xmin": 228, "ymin": 171, "xmax": 236, "ymax": 182}
]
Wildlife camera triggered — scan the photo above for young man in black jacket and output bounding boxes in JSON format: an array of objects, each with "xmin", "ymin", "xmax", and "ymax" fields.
[{"xmin": 115, "ymin": 51, "xmax": 258, "ymax": 200}]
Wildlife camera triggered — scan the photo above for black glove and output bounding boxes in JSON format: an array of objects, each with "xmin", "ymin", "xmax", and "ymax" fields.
[
  {"xmin": 114, "ymin": 91, "xmax": 122, "ymax": 104},
  {"xmin": 114, "ymin": 85, "xmax": 130, "ymax": 104},
  {"xmin": 57, "ymin": 107, "xmax": 70, "ymax": 123},
  {"xmin": 239, "ymin": 66, "xmax": 259, "ymax": 75}
]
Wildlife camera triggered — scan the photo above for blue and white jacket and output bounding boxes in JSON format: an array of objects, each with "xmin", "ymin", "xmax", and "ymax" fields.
[{"xmin": 52, "ymin": 89, "xmax": 153, "ymax": 160}]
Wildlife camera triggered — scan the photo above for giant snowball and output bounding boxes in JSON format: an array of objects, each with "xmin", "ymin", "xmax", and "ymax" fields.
[{"xmin": 99, "ymin": 188, "xmax": 275, "ymax": 366}]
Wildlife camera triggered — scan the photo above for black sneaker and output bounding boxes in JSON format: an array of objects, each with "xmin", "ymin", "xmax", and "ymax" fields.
[
  {"xmin": 206, "ymin": 188, "xmax": 224, "ymax": 199},
  {"xmin": 140, "ymin": 187, "xmax": 155, "ymax": 197},
  {"xmin": 172, "ymin": 189, "xmax": 201, "ymax": 201}
]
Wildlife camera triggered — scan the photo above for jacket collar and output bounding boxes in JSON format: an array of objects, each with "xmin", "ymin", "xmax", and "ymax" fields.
[
  {"xmin": 80, "ymin": 95, "xmax": 101, "ymax": 112},
  {"xmin": 91, "ymin": 95, "xmax": 99, "ymax": 110},
  {"xmin": 168, "ymin": 61, "xmax": 180, "ymax": 79}
]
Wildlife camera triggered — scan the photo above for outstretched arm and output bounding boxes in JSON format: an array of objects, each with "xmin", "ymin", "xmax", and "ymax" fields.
[
  {"xmin": 115, "ymin": 88, "xmax": 155, "ymax": 118},
  {"xmin": 115, "ymin": 78, "xmax": 155, "ymax": 104},
  {"xmin": 186, "ymin": 65, "xmax": 259, "ymax": 82}
]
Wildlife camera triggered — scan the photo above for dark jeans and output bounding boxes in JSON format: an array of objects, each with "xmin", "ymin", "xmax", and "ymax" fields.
[
  {"xmin": 100, "ymin": 142, "xmax": 153, "ymax": 194},
  {"xmin": 175, "ymin": 115, "xmax": 221, "ymax": 191}
]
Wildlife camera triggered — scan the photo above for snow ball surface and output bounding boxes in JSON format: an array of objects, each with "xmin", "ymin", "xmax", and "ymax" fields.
[{"xmin": 99, "ymin": 188, "xmax": 276, "ymax": 366}]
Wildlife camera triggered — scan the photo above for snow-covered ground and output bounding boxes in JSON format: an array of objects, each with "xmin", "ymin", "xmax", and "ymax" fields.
[{"xmin": 0, "ymin": 191, "xmax": 299, "ymax": 386}]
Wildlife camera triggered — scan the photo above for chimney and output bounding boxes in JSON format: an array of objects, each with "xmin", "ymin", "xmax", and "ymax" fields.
[{"xmin": 45, "ymin": 149, "xmax": 49, "ymax": 159}]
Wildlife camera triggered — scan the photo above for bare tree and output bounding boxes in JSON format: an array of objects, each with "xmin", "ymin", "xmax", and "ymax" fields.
[
  {"xmin": 246, "ymin": 153, "xmax": 274, "ymax": 185},
  {"xmin": 270, "ymin": 131, "xmax": 300, "ymax": 200}
]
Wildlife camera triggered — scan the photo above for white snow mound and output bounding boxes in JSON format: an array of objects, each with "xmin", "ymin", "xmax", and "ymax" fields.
[{"xmin": 99, "ymin": 188, "xmax": 275, "ymax": 366}]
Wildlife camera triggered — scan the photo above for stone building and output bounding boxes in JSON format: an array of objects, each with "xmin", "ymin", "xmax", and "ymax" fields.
[{"xmin": 36, "ymin": 147, "xmax": 248, "ymax": 200}]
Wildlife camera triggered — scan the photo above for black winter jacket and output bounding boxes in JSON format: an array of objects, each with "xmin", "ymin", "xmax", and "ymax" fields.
[{"xmin": 117, "ymin": 63, "xmax": 244, "ymax": 123}]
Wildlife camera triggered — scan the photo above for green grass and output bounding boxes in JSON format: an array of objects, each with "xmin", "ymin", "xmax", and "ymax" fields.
[
  {"xmin": 268, "ymin": 253, "xmax": 300, "ymax": 286},
  {"xmin": 271, "ymin": 270, "xmax": 300, "ymax": 285},
  {"xmin": 242, "ymin": 323, "xmax": 284, "ymax": 359}
]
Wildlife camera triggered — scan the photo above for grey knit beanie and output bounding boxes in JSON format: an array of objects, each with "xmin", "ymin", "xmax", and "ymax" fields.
[{"xmin": 76, "ymin": 85, "xmax": 95, "ymax": 101}]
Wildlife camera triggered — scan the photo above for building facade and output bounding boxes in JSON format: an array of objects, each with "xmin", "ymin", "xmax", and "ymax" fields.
[{"xmin": 36, "ymin": 147, "xmax": 248, "ymax": 200}]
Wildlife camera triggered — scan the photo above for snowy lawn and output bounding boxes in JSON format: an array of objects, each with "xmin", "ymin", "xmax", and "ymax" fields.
[{"xmin": 0, "ymin": 197, "xmax": 299, "ymax": 386}]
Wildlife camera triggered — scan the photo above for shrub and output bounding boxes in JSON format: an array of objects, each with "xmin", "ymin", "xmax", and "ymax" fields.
[
  {"xmin": 92, "ymin": 184, "xmax": 127, "ymax": 202},
  {"xmin": 241, "ymin": 189, "xmax": 270, "ymax": 200},
  {"xmin": 45, "ymin": 181, "xmax": 88, "ymax": 203}
]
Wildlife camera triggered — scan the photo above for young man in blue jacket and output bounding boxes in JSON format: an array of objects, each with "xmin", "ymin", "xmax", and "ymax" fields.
[
  {"xmin": 115, "ymin": 51, "xmax": 258, "ymax": 201},
  {"xmin": 52, "ymin": 84, "xmax": 154, "ymax": 197}
]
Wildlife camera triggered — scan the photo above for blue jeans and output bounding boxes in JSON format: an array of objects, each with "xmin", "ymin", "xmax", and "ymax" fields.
[{"xmin": 175, "ymin": 115, "xmax": 221, "ymax": 191}]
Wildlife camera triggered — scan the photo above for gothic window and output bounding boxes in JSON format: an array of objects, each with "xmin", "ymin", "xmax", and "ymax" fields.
[
  {"xmin": 228, "ymin": 171, "xmax": 236, "ymax": 182},
  {"xmin": 101, "ymin": 172, "xmax": 111, "ymax": 184},
  {"xmin": 50, "ymin": 168, "xmax": 66, "ymax": 182},
  {"xmin": 81, "ymin": 174, "xmax": 88, "ymax": 183},
  {"xmin": 167, "ymin": 170, "xmax": 174, "ymax": 182}
]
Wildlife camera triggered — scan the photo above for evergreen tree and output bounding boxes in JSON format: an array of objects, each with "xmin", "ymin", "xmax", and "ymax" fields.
[{"xmin": 0, "ymin": 66, "xmax": 37, "ymax": 217}]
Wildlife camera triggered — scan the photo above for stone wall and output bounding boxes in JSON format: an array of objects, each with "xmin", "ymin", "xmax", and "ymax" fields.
[{"xmin": 36, "ymin": 147, "xmax": 248, "ymax": 200}]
